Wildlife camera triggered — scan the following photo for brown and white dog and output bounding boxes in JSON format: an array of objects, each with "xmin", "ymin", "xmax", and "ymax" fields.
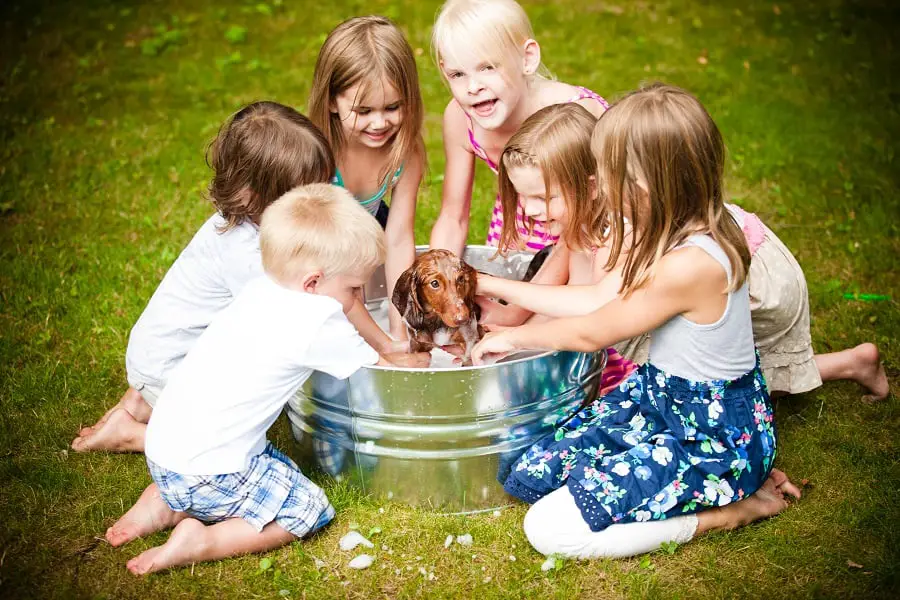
[{"xmin": 391, "ymin": 249, "xmax": 484, "ymax": 365}]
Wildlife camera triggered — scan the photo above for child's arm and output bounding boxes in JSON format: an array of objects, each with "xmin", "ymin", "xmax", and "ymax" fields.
[
  {"xmin": 478, "ymin": 243, "xmax": 571, "ymax": 327},
  {"xmin": 429, "ymin": 101, "xmax": 475, "ymax": 258},
  {"xmin": 478, "ymin": 270, "xmax": 623, "ymax": 320},
  {"xmin": 346, "ymin": 297, "xmax": 395, "ymax": 354},
  {"xmin": 384, "ymin": 147, "xmax": 425, "ymax": 340},
  {"xmin": 472, "ymin": 249, "xmax": 715, "ymax": 362}
]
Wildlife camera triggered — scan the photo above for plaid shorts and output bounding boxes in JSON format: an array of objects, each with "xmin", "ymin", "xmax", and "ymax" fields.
[{"xmin": 147, "ymin": 442, "xmax": 335, "ymax": 538}]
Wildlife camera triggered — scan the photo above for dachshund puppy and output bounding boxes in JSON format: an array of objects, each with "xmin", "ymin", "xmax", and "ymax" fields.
[{"xmin": 391, "ymin": 249, "xmax": 484, "ymax": 365}]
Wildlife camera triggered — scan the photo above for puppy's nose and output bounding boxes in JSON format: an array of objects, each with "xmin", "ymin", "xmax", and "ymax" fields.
[{"xmin": 452, "ymin": 308, "xmax": 471, "ymax": 325}]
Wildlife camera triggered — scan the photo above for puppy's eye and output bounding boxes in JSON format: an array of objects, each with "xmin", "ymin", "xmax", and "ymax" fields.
[
  {"xmin": 457, "ymin": 275, "xmax": 466, "ymax": 285},
  {"xmin": 429, "ymin": 280, "xmax": 440, "ymax": 289}
]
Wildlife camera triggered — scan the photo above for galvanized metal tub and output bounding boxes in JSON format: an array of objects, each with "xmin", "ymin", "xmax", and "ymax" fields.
[{"xmin": 287, "ymin": 246, "xmax": 605, "ymax": 513}]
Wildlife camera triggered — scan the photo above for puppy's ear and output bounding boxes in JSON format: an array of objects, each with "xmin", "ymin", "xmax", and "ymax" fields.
[
  {"xmin": 392, "ymin": 268, "xmax": 426, "ymax": 329},
  {"xmin": 391, "ymin": 269, "xmax": 413, "ymax": 315},
  {"xmin": 460, "ymin": 261, "xmax": 479, "ymax": 302}
]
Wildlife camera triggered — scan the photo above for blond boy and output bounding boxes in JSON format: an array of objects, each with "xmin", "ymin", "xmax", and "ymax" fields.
[{"xmin": 106, "ymin": 184, "xmax": 428, "ymax": 575}]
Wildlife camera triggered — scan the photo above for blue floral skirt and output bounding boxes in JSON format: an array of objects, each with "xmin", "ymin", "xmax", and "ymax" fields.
[{"xmin": 503, "ymin": 360, "xmax": 776, "ymax": 532}]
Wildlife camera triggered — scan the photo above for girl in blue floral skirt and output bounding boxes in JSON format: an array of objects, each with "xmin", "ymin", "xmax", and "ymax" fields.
[{"xmin": 472, "ymin": 83, "xmax": 802, "ymax": 559}]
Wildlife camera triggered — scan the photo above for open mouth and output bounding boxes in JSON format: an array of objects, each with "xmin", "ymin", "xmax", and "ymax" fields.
[
  {"xmin": 471, "ymin": 99, "xmax": 498, "ymax": 117},
  {"xmin": 364, "ymin": 129, "xmax": 391, "ymax": 141}
]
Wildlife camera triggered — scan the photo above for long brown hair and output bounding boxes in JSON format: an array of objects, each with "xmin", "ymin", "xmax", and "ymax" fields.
[
  {"xmin": 497, "ymin": 103, "xmax": 602, "ymax": 252},
  {"xmin": 593, "ymin": 83, "xmax": 749, "ymax": 294},
  {"xmin": 309, "ymin": 16, "xmax": 424, "ymax": 187},
  {"xmin": 206, "ymin": 101, "xmax": 334, "ymax": 231}
]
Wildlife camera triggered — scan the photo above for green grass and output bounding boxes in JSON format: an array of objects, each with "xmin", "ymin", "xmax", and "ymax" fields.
[{"xmin": 1, "ymin": 0, "xmax": 898, "ymax": 598}]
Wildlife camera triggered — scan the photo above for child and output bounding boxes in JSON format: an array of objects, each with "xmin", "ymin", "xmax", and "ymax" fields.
[
  {"xmin": 472, "ymin": 84, "xmax": 802, "ymax": 559},
  {"xmin": 106, "ymin": 184, "xmax": 429, "ymax": 575},
  {"xmin": 428, "ymin": 0, "xmax": 636, "ymax": 391},
  {"xmin": 310, "ymin": 15, "xmax": 425, "ymax": 339},
  {"xmin": 474, "ymin": 103, "xmax": 633, "ymax": 393},
  {"xmin": 71, "ymin": 101, "xmax": 336, "ymax": 453},
  {"xmin": 428, "ymin": 0, "xmax": 608, "ymax": 255}
]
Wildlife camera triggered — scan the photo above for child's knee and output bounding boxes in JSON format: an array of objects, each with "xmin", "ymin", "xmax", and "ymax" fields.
[{"xmin": 523, "ymin": 497, "xmax": 563, "ymax": 556}]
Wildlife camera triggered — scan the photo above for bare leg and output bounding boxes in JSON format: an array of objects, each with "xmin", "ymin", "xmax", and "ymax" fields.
[
  {"xmin": 695, "ymin": 469, "xmax": 802, "ymax": 535},
  {"xmin": 106, "ymin": 483, "xmax": 187, "ymax": 547},
  {"xmin": 814, "ymin": 343, "xmax": 889, "ymax": 402},
  {"xmin": 71, "ymin": 408, "xmax": 147, "ymax": 453},
  {"xmin": 126, "ymin": 517, "xmax": 297, "ymax": 575}
]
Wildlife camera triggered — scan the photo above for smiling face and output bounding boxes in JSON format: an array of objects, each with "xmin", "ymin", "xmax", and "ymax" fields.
[
  {"xmin": 332, "ymin": 77, "xmax": 405, "ymax": 149},
  {"xmin": 440, "ymin": 52, "xmax": 528, "ymax": 131},
  {"xmin": 507, "ymin": 165, "xmax": 568, "ymax": 236}
]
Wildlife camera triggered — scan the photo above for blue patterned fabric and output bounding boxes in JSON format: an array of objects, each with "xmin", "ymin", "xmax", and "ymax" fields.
[
  {"xmin": 148, "ymin": 442, "xmax": 334, "ymax": 537},
  {"xmin": 503, "ymin": 359, "xmax": 776, "ymax": 532}
]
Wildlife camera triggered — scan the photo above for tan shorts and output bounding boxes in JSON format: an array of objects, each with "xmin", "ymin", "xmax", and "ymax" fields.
[
  {"xmin": 747, "ymin": 224, "xmax": 822, "ymax": 394},
  {"xmin": 615, "ymin": 225, "xmax": 822, "ymax": 395}
]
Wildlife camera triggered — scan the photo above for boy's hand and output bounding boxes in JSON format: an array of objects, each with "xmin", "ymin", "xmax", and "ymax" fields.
[{"xmin": 384, "ymin": 351, "xmax": 431, "ymax": 368}]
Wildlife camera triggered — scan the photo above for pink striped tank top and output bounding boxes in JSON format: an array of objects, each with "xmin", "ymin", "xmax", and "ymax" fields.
[{"xmin": 466, "ymin": 86, "xmax": 610, "ymax": 252}]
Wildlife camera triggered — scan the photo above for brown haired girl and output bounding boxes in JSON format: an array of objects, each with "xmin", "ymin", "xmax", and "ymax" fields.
[{"xmin": 310, "ymin": 16, "xmax": 425, "ymax": 339}]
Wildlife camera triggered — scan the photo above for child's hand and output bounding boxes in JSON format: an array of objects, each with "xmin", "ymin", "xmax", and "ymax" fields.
[
  {"xmin": 471, "ymin": 330, "xmax": 518, "ymax": 365},
  {"xmin": 475, "ymin": 272, "xmax": 496, "ymax": 295},
  {"xmin": 384, "ymin": 351, "xmax": 431, "ymax": 368},
  {"xmin": 476, "ymin": 296, "xmax": 524, "ymax": 328}
]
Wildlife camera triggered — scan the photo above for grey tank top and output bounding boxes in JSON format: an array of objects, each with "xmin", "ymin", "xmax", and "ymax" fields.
[{"xmin": 648, "ymin": 234, "xmax": 756, "ymax": 382}]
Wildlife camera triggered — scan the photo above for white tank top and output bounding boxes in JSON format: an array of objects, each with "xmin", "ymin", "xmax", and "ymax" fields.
[{"xmin": 648, "ymin": 234, "xmax": 756, "ymax": 382}]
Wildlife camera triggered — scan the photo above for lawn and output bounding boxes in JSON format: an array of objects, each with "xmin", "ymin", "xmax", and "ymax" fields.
[{"xmin": 1, "ymin": 0, "xmax": 898, "ymax": 598}]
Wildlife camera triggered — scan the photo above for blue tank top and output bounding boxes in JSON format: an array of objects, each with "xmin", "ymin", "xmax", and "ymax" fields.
[{"xmin": 332, "ymin": 165, "xmax": 404, "ymax": 216}]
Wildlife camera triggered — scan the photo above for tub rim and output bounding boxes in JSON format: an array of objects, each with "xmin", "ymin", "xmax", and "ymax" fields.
[{"xmin": 360, "ymin": 348, "xmax": 560, "ymax": 373}]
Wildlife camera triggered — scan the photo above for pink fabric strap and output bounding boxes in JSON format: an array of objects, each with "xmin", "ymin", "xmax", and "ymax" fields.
[{"xmin": 728, "ymin": 204, "xmax": 766, "ymax": 256}]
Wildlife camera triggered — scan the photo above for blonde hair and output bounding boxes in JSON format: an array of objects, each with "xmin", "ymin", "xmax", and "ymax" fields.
[
  {"xmin": 309, "ymin": 16, "xmax": 424, "ymax": 187},
  {"xmin": 498, "ymin": 103, "xmax": 600, "ymax": 253},
  {"xmin": 260, "ymin": 183, "xmax": 385, "ymax": 283},
  {"xmin": 206, "ymin": 101, "xmax": 334, "ymax": 231},
  {"xmin": 592, "ymin": 82, "xmax": 750, "ymax": 295},
  {"xmin": 432, "ymin": 0, "xmax": 550, "ymax": 80}
]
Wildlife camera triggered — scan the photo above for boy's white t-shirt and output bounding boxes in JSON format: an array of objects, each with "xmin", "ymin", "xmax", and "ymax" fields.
[
  {"xmin": 145, "ymin": 275, "xmax": 379, "ymax": 475},
  {"xmin": 126, "ymin": 214, "xmax": 262, "ymax": 390}
]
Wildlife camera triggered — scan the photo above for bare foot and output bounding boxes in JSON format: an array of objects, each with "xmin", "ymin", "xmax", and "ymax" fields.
[
  {"xmin": 77, "ymin": 387, "xmax": 152, "ymax": 437},
  {"xmin": 697, "ymin": 469, "xmax": 801, "ymax": 534},
  {"xmin": 852, "ymin": 343, "xmax": 889, "ymax": 402},
  {"xmin": 106, "ymin": 483, "xmax": 186, "ymax": 547},
  {"xmin": 127, "ymin": 518, "xmax": 207, "ymax": 575},
  {"xmin": 71, "ymin": 408, "xmax": 147, "ymax": 453}
]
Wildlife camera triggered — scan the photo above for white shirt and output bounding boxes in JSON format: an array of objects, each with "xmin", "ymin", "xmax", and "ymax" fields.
[
  {"xmin": 126, "ymin": 214, "xmax": 262, "ymax": 388},
  {"xmin": 145, "ymin": 275, "xmax": 379, "ymax": 475},
  {"xmin": 649, "ymin": 234, "xmax": 756, "ymax": 381}
]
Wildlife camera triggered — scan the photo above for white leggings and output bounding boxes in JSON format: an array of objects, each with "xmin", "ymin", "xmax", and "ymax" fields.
[{"xmin": 523, "ymin": 487, "xmax": 699, "ymax": 559}]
